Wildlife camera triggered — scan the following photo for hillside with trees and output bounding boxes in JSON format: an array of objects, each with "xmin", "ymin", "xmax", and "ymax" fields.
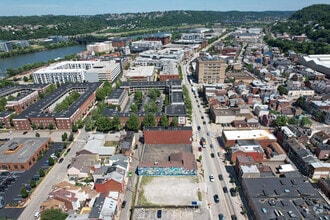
[
  {"xmin": 0, "ymin": 10, "xmax": 293, "ymax": 40},
  {"xmin": 267, "ymin": 4, "xmax": 330, "ymax": 54}
]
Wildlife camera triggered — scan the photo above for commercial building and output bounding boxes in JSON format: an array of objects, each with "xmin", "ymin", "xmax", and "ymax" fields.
[
  {"xmin": 196, "ymin": 56, "xmax": 226, "ymax": 84},
  {"xmin": 0, "ymin": 137, "xmax": 51, "ymax": 171},
  {"xmin": 125, "ymin": 66, "xmax": 156, "ymax": 82},
  {"xmin": 159, "ymin": 62, "xmax": 180, "ymax": 81},
  {"xmin": 241, "ymin": 176, "xmax": 329, "ymax": 220},
  {"xmin": 130, "ymin": 40, "xmax": 162, "ymax": 53},
  {"xmin": 144, "ymin": 33, "xmax": 171, "ymax": 45},
  {"xmin": 85, "ymin": 60, "xmax": 121, "ymax": 82},
  {"xmin": 0, "ymin": 41, "xmax": 13, "ymax": 52},
  {"xmin": 222, "ymin": 129, "xmax": 277, "ymax": 148},
  {"xmin": 87, "ymin": 41, "xmax": 113, "ymax": 54},
  {"xmin": 298, "ymin": 55, "xmax": 330, "ymax": 78}
]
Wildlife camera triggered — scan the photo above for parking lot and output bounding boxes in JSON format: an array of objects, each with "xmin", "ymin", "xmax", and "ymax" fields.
[
  {"xmin": 0, "ymin": 142, "xmax": 64, "ymax": 219},
  {"xmin": 133, "ymin": 208, "xmax": 195, "ymax": 220},
  {"xmin": 137, "ymin": 176, "xmax": 199, "ymax": 206}
]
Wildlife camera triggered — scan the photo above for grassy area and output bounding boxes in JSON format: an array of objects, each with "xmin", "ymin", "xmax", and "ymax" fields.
[
  {"xmin": 104, "ymin": 141, "xmax": 118, "ymax": 146},
  {"xmin": 137, "ymin": 176, "xmax": 156, "ymax": 206},
  {"xmin": 198, "ymin": 191, "xmax": 202, "ymax": 201}
]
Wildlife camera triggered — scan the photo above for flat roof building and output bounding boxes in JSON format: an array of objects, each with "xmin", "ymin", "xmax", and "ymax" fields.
[
  {"xmin": 0, "ymin": 137, "xmax": 51, "ymax": 171},
  {"xmin": 196, "ymin": 56, "xmax": 226, "ymax": 84},
  {"xmin": 126, "ymin": 66, "xmax": 156, "ymax": 82}
]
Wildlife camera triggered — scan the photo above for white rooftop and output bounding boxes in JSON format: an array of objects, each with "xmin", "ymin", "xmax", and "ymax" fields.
[
  {"xmin": 126, "ymin": 66, "xmax": 155, "ymax": 77},
  {"xmin": 223, "ymin": 129, "xmax": 277, "ymax": 141},
  {"xmin": 240, "ymin": 165, "xmax": 260, "ymax": 174},
  {"xmin": 278, "ymin": 164, "xmax": 296, "ymax": 173},
  {"xmin": 303, "ymin": 54, "xmax": 330, "ymax": 68}
]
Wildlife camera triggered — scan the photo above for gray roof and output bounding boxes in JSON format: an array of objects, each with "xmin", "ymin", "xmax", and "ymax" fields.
[
  {"xmin": 89, "ymin": 197, "xmax": 105, "ymax": 219},
  {"xmin": 242, "ymin": 176, "xmax": 329, "ymax": 219},
  {"xmin": 165, "ymin": 104, "xmax": 186, "ymax": 116},
  {"xmin": 15, "ymin": 82, "xmax": 101, "ymax": 120},
  {"xmin": 0, "ymin": 137, "xmax": 49, "ymax": 163}
]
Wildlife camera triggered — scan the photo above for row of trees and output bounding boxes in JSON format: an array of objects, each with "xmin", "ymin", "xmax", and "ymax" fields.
[
  {"xmin": 272, "ymin": 115, "xmax": 312, "ymax": 127},
  {"xmin": 54, "ymin": 91, "xmax": 80, "ymax": 113}
]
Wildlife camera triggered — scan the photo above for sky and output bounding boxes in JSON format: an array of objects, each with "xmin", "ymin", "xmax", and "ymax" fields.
[{"xmin": 1, "ymin": 0, "xmax": 329, "ymax": 16}]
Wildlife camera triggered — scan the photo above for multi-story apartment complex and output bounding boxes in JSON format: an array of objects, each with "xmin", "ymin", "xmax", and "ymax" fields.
[
  {"xmin": 196, "ymin": 56, "xmax": 226, "ymax": 84},
  {"xmin": 32, "ymin": 60, "xmax": 121, "ymax": 84}
]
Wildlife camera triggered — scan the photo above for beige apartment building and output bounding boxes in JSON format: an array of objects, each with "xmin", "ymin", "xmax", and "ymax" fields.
[{"xmin": 196, "ymin": 56, "xmax": 226, "ymax": 84}]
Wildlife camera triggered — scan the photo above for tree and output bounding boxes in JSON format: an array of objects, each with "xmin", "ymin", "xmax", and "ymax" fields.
[
  {"xmin": 77, "ymin": 119, "xmax": 84, "ymax": 129},
  {"xmin": 68, "ymin": 132, "xmax": 74, "ymax": 142},
  {"xmin": 35, "ymin": 132, "xmax": 40, "ymax": 137},
  {"xmin": 96, "ymin": 116, "xmax": 112, "ymax": 132},
  {"xmin": 142, "ymin": 113, "xmax": 156, "ymax": 127},
  {"xmin": 71, "ymin": 123, "xmax": 78, "ymax": 132},
  {"xmin": 112, "ymin": 115, "xmax": 122, "ymax": 131},
  {"xmin": 171, "ymin": 117, "xmax": 179, "ymax": 127},
  {"xmin": 84, "ymin": 117, "xmax": 95, "ymax": 131},
  {"xmin": 126, "ymin": 113, "xmax": 140, "ymax": 132},
  {"xmin": 300, "ymin": 116, "xmax": 312, "ymax": 127},
  {"xmin": 198, "ymin": 155, "xmax": 203, "ymax": 162},
  {"xmin": 48, "ymin": 157, "xmax": 54, "ymax": 166},
  {"xmin": 23, "ymin": 76, "xmax": 29, "ymax": 82},
  {"xmin": 31, "ymin": 123, "xmax": 37, "ymax": 130},
  {"xmin": 39, "ymin": 123, "xmax": 44, "ymax": 129},
  {"xmin": 159, "ymin": 114, "xmax": 169, "ymax": 126},
  {"xmin": 39, "ymin": 168, "xmax": 45, "ymax": 177},
  {"xmin": 130, "ymin": 103, "xmax": 138, "ymax": 112},
  {"xmin": 41, "ymin": 208, "xmax": 68, "ymax": 220},
  {"xmin": 62, "ymin": 132, "xmax": 67, "ymax": 141},
  {"xmin": 274, "ymin": 115, "xmax": 287, "ymax": 127},
  {"xmin": 277, "ymin": 85, "xmax": 288, "ymax": 95},
  {"xmin": 134, "ymin": 91, "xmax": 143, "ymax": 103},
  {"xmin": 288, "ymin": 117, "xmax": 298, "ymax": 125},
  {"xmin": 20, "ymin": 186, "xmax": 28, "ymax": 198},
  {"xmin": 48, "ymin": 123, "xmax": 54, "ymax": 130},
  {"xmin": 30, "ymin": 179, "xmax": 36, "ymax": 188},
  {"xmin": 296, "ymin": 96, "xmax": 304, "ymax": 108}
]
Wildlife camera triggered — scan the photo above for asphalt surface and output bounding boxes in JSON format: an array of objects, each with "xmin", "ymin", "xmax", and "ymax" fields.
[{"xmin": 0, "ymin": 142, "xmax": 64, "ymax": 219}]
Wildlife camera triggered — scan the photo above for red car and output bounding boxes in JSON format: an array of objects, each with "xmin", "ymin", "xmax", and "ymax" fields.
[{"xmin": 198, "ymin": 147, "xmax": 202, "ymax": 152}]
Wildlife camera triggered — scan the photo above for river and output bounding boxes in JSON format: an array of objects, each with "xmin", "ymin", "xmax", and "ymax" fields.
[{"xmin": 0, "ymin": 45, "xmax": 85, "ymax": 72}]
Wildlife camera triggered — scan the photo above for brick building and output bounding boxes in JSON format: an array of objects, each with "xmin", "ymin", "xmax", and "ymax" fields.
[
  {"xmin": 0, "ymin": 137, "xmax": 51, "ymax": 171},
  {"xmin": 144, "ymin": 126, "xmax": 192, "ymax": 145},
  {"xmin": 13, "ymin": 83, "xmax": 101, "ymax": 130}
]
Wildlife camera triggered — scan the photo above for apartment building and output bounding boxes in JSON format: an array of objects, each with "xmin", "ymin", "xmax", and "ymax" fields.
[{"xmin": 196, "ymin": 56, "xmax": 226, "ymax": 84}]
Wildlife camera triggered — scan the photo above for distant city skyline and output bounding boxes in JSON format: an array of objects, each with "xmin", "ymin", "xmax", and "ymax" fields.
[{"xmin": 1, "ymin": 0, "xmax": 329, "ymax": 16}]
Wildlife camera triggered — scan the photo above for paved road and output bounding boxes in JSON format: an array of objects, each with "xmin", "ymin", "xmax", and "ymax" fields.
[
  {"xmin": 182, "ymin": 47, "xmax": 247, "ymax": 220},
  {"xmin": 17, "ymin": 139, "xmax": 86, "ymax": 220},
  {"xmin": 119, "ymin": 134, "xmax": 142, "ymax": 220}
]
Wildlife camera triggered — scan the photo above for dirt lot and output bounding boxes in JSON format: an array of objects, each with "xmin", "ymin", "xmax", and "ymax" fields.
[
  {"xmin": 142, "ymin": 144, "xmax": 192, "ymax": 162},
  {"xmin": 137, "ymin": 176, "xmax": 199, "ymax": 206}
]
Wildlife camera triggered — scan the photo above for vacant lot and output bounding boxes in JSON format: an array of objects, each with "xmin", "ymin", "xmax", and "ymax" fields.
[
  {"xmin": 142, "ymin": 144, "xmax": 192, "ymax": 162},
  {"xmin": 137, "ymin": 176, "xmax": 198, "ymax": 206}
]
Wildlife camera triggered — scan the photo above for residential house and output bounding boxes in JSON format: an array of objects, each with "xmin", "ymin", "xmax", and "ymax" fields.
[
  {"xmin": 67, "ymin": 152, "xmax": 99, "ymax": 178},
  {"xmin": 88, "ymin": 197, "xmax": 118, "ymax": 220},
  {"xmin": 311, "ymin": 131, "xmax": 330, "ymax": 160}
]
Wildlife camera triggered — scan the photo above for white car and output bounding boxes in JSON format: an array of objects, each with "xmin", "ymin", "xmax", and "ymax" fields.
[{"xmin": 209, "ymin": 174, "xmax": 215, "ymax": 182}]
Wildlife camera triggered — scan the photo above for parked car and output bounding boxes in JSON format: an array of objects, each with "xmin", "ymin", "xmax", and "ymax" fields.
[
  {"xmin": 157, "ymin": 209, "xmax": 162, "ymax": 218},
  {"xmin": 214, "ymin": 194, "xmax": 220, "ymax": 203},
  {"xmin": 0, "ymin": 196, "xmax": 4, "ymax": 209},
  {"xmin": 209, "ymin": 174, "xmax": 215, "ymax": 182},
  {"xmin": 218, "ymin": 174, "xmax": 223, "ymax": 181},
  {"xmin": 210, "ymin": 153, "xmax": 215, "ymax": 158},
  {"xmin": 34, "ymin": 211, "xmax": 40, "ymax": 219},
  {"xmin": 218, "ymin": 214, "xmax": 224, "ymax": 220},
  {"xmin": 121, "ymin": 200, "xmax": 126, "ymax": 208},
  {"xmin": 223, "ymin": 187, "xmax": 228, "ymax": 193},
  {"xmin": 58, "ymin": 158, "xmax": 64, "ymax": 163}
]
